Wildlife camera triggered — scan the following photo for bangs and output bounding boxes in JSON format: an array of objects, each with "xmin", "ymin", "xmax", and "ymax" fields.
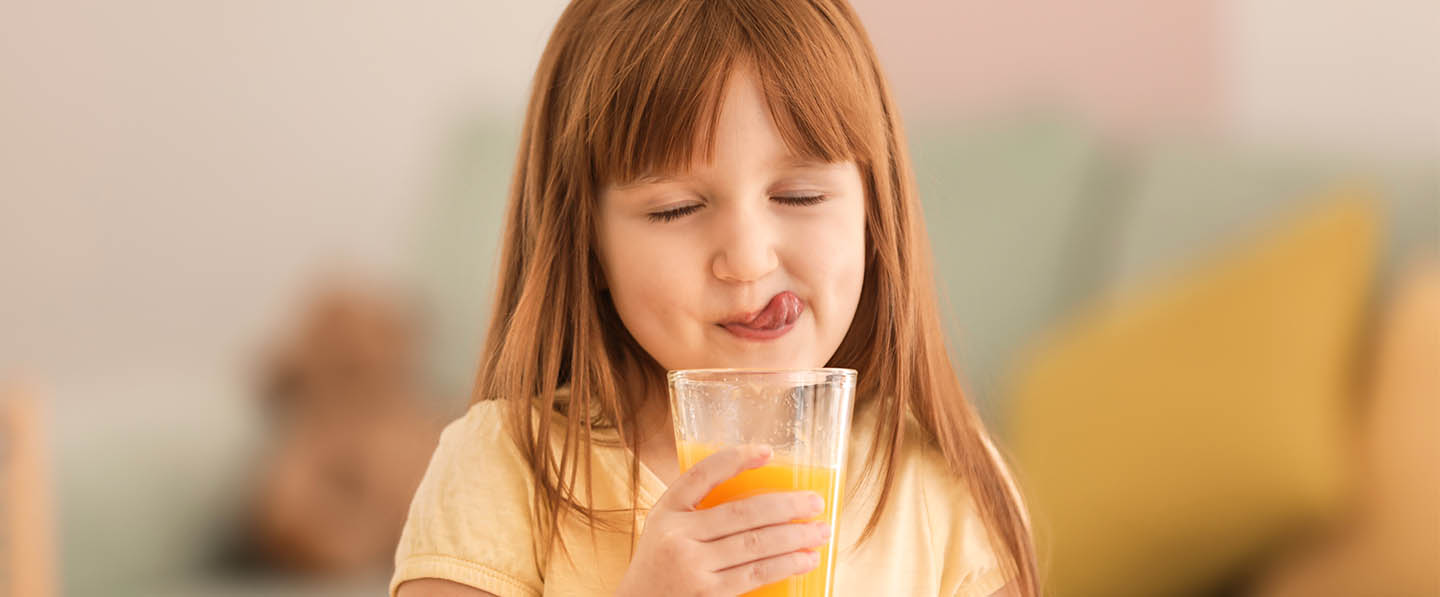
[{"xmin": 574, "ymin": 0, "xmax": 886, "ymax": 186}]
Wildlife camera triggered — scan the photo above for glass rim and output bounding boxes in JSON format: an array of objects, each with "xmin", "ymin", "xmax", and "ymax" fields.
[{"xmin": 667, "ymin": 367, "xmax": 856, "ymax": 384}]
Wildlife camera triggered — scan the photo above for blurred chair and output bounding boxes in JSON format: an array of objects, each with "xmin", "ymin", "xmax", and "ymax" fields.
[
  {"xmin": 1252, "ymin": 259, "xmax": 1440, "ymax": 597},
  {"xmin": 2, "ymin": 384, "xmax": 58, "ymax": 597},
  {"xmin": 1008, "ymin": 195, "xmax": 1378, "ymax": 596}
]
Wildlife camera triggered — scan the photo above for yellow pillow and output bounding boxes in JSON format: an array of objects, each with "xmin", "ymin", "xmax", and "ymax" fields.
[{"xmin": 1008, "ymin": 194, "xmax": 1378, "ymax": 596}]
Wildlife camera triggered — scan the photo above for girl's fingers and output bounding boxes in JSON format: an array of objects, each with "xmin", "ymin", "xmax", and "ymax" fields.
[
  {"xmin": 706, "ymin": 521, "xmax": 830, "ymax": 571},
  {"xmin": 658, "ymin": 444, "xmax": 771, "ymax": 512},
  {"xmin": 715, "ymin": 549, "xmax": 820, "ymax": 593},
  {"xmin": 691, "ymin": 491, "xmax": 824, "ymax": 541}
]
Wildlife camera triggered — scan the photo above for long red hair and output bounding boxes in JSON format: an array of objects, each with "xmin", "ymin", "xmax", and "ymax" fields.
[{"xmin": 474, "ymin": 1, "xmax": 1038, "ymax": 594}]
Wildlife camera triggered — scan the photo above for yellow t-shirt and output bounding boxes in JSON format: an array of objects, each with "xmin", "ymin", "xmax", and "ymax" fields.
[{"xmin": 391, "ymin": 399, "xmax": 1010, "ymax": 596}]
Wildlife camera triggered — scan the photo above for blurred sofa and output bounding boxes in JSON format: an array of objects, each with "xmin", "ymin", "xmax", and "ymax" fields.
[
  {"xmin": 908, "ymin": 114, "xmax": 1436, "ymax": 596},
  {"xmin": 45, "ymin": 113, "xmax": 1436, "ymax": 596}
]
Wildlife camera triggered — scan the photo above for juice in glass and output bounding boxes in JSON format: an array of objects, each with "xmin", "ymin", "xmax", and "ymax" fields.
[{"xmin": 678, "ymin": 441, "xmax": 843, "ymax": 597}]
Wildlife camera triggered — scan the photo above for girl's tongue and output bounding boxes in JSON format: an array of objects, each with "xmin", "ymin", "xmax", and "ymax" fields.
[{"xmin": 737, "ymin": 291, "xmax": 802, "ymax": 329}]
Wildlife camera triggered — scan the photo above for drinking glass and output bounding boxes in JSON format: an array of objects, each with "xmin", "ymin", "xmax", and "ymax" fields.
[{"xmin": 667, "ymin": 368, "xmax": 857, "ymax": 597}]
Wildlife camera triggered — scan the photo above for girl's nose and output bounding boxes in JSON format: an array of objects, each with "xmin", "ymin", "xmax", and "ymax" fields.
[{"xmin": 711, "ymin": 207, "xmax": 779, "ymax": 283}]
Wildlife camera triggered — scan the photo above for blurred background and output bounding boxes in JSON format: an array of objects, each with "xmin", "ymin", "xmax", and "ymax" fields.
[{"xmin": 1, "ymin": 1, "xmax": 1435, "ymax": 595}]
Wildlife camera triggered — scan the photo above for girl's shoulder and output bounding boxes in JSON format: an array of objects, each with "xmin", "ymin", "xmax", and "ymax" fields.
[
  {"xmin": 430, "ymin": 399, "xmax": 529, "ymax": 464},
  {"xmin": 440, "ymin": 396, "xmax": 563, "ymax": 448},
  {"xmin": 419, "ymin": 398, "xmax": 537, "ymax": 497},
  {"xmin": 431, "ymin": 395, "xmax": 634, "ymax": 497},
  {"xmin": 447, "ymin": 398, "xmax": 510, "ymax": 436},
  {"xmin": 841, "ymin": 399, "xmax": 1009, "ymax": 595},
  {"xmin": 844, "ymin": 397, "xmax": 953, "ymax": 481},
  {"xmin": 392, "ymin": 398, "xmax": 547, "ymax": 596}
]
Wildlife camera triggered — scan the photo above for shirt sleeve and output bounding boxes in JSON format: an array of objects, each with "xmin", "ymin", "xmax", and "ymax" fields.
[
  {"xmin": 922, "ymin": 441, "xmax": 1013, "ymax": 597},
  {"xmin": 390, "ymin": 401, "xmax": 543, "ymax": 597}
]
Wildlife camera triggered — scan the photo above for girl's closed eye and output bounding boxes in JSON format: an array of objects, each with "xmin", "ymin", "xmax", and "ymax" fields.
[
  {"xmin": 646, "ymin": 194, "xmax": 829, "ymax": 223},
  {"xmin": 772, "ymin": 193, "xmax": 828, "ymax": 207},
  {"xmin": 647, "ymin": 203, "xmax": 703, "ymax": 223}
]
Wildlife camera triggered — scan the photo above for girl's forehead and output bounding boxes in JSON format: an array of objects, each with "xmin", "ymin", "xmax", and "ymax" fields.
[{"xmin": 612, "ymin": 155, "xmax": 852, "ymax": 190}]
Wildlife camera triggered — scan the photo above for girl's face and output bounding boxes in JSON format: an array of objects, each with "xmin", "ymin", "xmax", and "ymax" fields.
[{"xmin": 597, "ymin": 68, "xmax": 866, "ymax": 373}]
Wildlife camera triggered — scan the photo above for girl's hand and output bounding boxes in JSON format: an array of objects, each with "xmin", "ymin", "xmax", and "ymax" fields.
[{"xmin": 615, "ymin": 445, "xmax": 830, "ymax": 597}]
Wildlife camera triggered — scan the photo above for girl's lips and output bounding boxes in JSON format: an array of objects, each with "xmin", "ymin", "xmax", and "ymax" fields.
[{"xmin": 720, "ymin": 291, "xmax": 803, "ymax": 340}]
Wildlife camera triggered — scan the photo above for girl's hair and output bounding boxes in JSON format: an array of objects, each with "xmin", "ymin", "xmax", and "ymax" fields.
[{"xmin": 474, "ymin": 0, "xmax": 1038, "ymax": 594}]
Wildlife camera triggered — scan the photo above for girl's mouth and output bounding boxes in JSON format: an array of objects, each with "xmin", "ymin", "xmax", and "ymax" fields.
[{"xmin": 719, "ymin": 291, "xmax": 803, "ymax": 340}]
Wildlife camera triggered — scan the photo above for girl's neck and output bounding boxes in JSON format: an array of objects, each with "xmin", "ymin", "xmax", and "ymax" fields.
[{"xmin": 633, "ymin": 391, "xmax": 681, "ymax": 485}]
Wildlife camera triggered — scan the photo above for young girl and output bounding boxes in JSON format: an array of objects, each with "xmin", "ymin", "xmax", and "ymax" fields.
[{"xmin": 392, "ymin": 1, "xmax": 1038, "ymax": 595}]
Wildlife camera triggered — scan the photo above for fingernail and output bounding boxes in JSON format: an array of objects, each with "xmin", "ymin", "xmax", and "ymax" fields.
[
  {"xmin": 750, "ymin": 445, "xmax": 772, "ymax": 463},
  {"xmin": 807, "ymin": 551, "xmax": 821, "ymax": 566},
  {"xmin": 809, "ymin": 493, "xmax": 824, "ymax": 513},
  {"xmin": 816, "ymin": 523, "xmax": 832, "ymax": 541}
]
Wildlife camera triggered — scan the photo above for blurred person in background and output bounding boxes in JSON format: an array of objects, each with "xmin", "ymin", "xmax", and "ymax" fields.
[{"xmin": 224, "ymin": 278, "xmax": 441, "ymax": 578}]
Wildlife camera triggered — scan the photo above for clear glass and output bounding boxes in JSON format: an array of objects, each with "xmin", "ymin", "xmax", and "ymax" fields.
[{"xmin": 667, "ymin": 368, "xmax": 857, "ymax": 597}]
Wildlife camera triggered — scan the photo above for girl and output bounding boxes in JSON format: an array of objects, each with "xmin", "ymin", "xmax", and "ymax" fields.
[{"xmin": 393, "ymin": 1, "xmax": 1038, "ymax": 596}]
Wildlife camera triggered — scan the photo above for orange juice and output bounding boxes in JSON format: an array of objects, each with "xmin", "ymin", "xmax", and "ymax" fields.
[{"xmin": 678, "ymin": 442, "xmax": 843, "ymax": 597}]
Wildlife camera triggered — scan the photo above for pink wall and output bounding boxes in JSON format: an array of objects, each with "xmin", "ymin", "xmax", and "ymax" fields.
[{"xmin": 854, "ymin": 0, "xmax": 1222, "ymax": 135}]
